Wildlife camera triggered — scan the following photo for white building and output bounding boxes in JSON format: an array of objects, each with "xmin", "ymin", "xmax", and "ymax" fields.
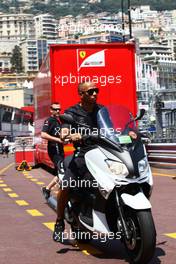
[
  {"xmin": 159, "ymin": 11, "xmax": 174, "ymax": 28},
  {"xmin": 20, "ymin": 39, "xmax": 38, "ymax": 73},
  {"xmin": 0, "ymin": 13, "xmax": 35, "ymax": 40},
  {"xmin": 161, "ymin": 35, "xmax": 176, "ymax": 59},
  {"xmin": 0, "ymin": 53, "xmax": 11, "ymax": 73},
  {"xmin": 131, "ymin": 5, "xmax": 158, "ymax": 21},
  {"xmin": 139, "ymin": 44, "xmax": 173, "ymax": 61},
  {"xmin": 0, "ymin": 88, "xmax": 25, "ymax": 108},
  {"xmin": 0, "ymin": 40, "xmax": 18, "ymax": 54},
  {"xmin": 20, "ymin": 39, "xmax": 48, "ymax": 73},
  {"xmin": 34, "ymin": 14, "xmax": 57, "ymax": 40}
]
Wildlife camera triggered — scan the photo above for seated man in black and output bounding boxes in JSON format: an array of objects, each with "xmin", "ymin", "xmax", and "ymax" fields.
[{"xmin": 53, "ymin": 81, "xmax": 103, "ymax": 242}]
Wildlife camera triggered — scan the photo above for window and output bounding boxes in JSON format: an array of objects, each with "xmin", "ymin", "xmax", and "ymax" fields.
[
  {"xmin": 2, "ymin": 109, "xmax": 12, "ymax": 123},
  {"xmin": 13, "ymin": 109, "xmax": 22, "ymax": 124}
]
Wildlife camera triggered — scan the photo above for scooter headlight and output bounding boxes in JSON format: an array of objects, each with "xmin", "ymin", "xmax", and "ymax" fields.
[
  {"xmin": 138, "ymin": 157, "xmax": 148, "ymax": 174},
  {"xmin": 108, "ymin": 161, "xmax": 129, "ymax": 176}
]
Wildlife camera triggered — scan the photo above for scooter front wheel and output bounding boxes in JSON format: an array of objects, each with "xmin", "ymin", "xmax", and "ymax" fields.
[{"xmin": 123, "ymin": 209, "xmax": 156, "ymax": 264}]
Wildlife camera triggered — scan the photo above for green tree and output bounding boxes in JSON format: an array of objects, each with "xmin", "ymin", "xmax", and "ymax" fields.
[
  {"xmin": 10, "ymin": 45, "xmax": 23, "ymax": 73},
  {"xmin": 0, "ymin": 2, "xmax": 9, "ymax": 12},
  {"xmin": 11, "ymin": 0, "xmax": 19, "ymax": 9}
]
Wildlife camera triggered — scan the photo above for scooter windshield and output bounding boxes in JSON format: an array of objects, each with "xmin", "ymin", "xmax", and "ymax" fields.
[{"xmin": 97, "ymin": 105, "xmax": 136, "ymax": 145}]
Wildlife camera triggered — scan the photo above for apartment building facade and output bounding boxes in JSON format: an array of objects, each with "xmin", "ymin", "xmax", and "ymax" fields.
[
  {"xmin": 0, "ymin": 13, "xmax": 35, "ymax": 41},
  {"xmin": 20, "ymin": 39, "xmax": 48, "ymax": 73},
  {"xmin": 34, "ymin": 14, "xmax": 57, "ymax": 40}
]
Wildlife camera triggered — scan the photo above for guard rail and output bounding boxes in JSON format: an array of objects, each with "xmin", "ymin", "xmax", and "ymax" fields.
[{"xmin": 146, "ymin": 143, "xmax": 176, "ymax": 167}]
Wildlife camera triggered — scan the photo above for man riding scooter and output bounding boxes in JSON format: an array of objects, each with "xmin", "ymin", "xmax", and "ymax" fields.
[{"xmin": 53, "ymin": 81, "xmax": 103, "ymax": 242}]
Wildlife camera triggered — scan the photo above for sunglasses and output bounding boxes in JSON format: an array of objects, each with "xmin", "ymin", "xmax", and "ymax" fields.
[
  {"xmin": 51, "ymin": 107, "xmax": 61, "ymax": 111},
  {"xmin": 84, "ymin": 88, "xmax": 99, "ymax": 96}
]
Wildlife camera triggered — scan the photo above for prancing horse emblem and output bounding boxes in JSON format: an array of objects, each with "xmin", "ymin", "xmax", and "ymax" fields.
[{"xmin": 80, "ymin": 51, "xmax": 86, "ymax": 59}]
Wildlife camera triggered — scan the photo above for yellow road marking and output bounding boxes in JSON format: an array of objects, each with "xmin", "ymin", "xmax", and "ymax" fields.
[
  {"xmin": 0, "ymin": 180, "xmax": 4, "ymax": 183},
  {"xmin": 43, "ymin": 222, "xmax": 55, "ymax": 231},
  {"xmin": 26, "ymin": 209, "xmax": 43, "ymax": 216},
  {"xmin": 15, "ymin": 200, "xmax": 29, "ymax": 206},
  {"xmin": 153, "ymin": 172, "xmax": 174, "ymax": 178},
  {"xmin": 8, "ymin": 193, "xmax": 19, "ymax": 198},
  {"xmin": 78, "ymin": 244, "xmax": 102, "ymax": 255},
  {"xmin": 3, "ymin": 188, "xmax": 12, "ymax": 192},
  {"xmin": 0, "ymin": 162, "xmax": 14, "ymax": 175},
  {"xmin": 36, "ymin": 182, "xmax": 45, "ymax": 185},
  {"xmin": 30, "ymin": 179, "xmax": 37, "ymax": 182},
  {"xmin": 0, "ymin": 184, "xmax": 7, "ymax": 187},
  {"xmin": 82, "ymin": 250, "xmax": 90, "ymax": 255},
  {"xmin": 165, "ymin": 233, "xmax": 176, "ymax": 239}
]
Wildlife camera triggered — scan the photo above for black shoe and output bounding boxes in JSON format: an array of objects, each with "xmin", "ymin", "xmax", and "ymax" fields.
[
  {"xmin": 41, "ymin": 187, "xmax": 50, "ymax": 199},
  {"xmin": 53, "ymin": 220, "xmax": 65, "ymax": 243}
]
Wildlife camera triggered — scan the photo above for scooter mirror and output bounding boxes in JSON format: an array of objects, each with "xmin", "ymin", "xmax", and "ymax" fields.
[{"xmin": 134, "ymin": 109, "xmax": 145, "ymax": 121}]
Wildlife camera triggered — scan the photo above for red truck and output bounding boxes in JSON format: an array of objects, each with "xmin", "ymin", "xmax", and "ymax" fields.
[{"xmin": 32, "ymin": 43, "xmax": 137, "ymax": 168}]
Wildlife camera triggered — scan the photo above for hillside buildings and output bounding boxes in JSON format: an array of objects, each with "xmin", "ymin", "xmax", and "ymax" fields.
[{"xmin": 0, "ymin": 5, "xmax": 176, "ymax": 140}]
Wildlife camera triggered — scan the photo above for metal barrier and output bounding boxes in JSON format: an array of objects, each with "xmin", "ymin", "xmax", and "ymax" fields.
[{"xmin": 146, "ymin": 143, "xmax": 176, "ymax": 167}]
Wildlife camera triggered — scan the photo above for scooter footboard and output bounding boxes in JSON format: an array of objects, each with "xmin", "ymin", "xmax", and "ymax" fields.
[{"xmin": 121, "ymin": 192, "xmax": 151, "ymax": 210}]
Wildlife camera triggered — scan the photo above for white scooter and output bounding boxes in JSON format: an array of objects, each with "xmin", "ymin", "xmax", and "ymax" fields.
[{"xmin": 49, "ymin": 104, "xmax": 156, "ymax": 264}]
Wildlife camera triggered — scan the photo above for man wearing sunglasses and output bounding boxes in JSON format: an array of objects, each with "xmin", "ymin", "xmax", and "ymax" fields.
[
  {"xmin": 53, "ymin": 82, "xmax": 103, "ymax": 242},
  {"xmin": 41, "ymin": 102, "xmax": 64, "ymax": 200}
]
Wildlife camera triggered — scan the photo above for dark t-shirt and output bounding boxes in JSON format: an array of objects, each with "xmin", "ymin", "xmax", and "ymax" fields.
[
  {"xmin": 42, "ymin": 116, "xmax": 63, "ymax": 155},
  {"xmin": 63, "ymin": 103, "xmax": 103, "ymax": 153}
]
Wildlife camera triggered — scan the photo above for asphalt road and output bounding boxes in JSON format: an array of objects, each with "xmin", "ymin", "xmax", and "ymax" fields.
[{"xmin": 0, "ymin": 155, "xmax": 176, "ymax": 264}]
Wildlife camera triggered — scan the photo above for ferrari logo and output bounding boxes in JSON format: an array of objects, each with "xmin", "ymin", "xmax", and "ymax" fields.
[{"xmin": 80, "ymin": 51, "xmax": 86, "ymax": 59}]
